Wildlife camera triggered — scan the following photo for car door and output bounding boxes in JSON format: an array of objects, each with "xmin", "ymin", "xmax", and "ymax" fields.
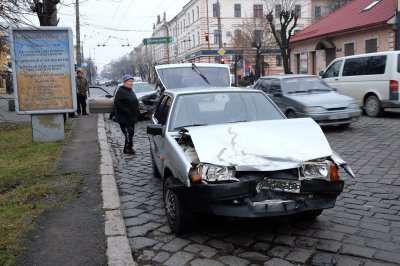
[
  {"xmin": 87, "ymin": 86, "xmax": 114, "ymax": 114},
  {"xmin": 150, "ymin": 94, "xmax": 173, "ymax": 173},
  {"xmin": 267, "ymin": 79, "xmax": 285, "ymax": 111},
  {"xmin": 321, "ymin": 59, "xmax": 343, "ymax": 92}
]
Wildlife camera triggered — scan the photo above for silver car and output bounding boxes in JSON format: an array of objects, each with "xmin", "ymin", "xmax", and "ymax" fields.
[
  {"xmin": 253, "ymin": 75, "xmax": 362, "ymax": 127},
  {"xmin": 147, "ymin": 64, "xmax": 355, "ymax": 233}
]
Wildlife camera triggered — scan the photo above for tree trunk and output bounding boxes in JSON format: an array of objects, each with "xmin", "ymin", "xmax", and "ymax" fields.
[
  {"xmin": 255, "ymin": 49, "xmax": 261, "ymax": 80},
  {"xmin": 282, "ymin": 53, "xmax": 291, "ymax": 74}
]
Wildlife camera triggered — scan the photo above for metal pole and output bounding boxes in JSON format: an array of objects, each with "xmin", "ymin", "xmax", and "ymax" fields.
[
  {"xmin": 76, "ymin": 0, "xmax": 82, "ymax": 65},
  {"xmin": 206, "ymin": 0, "xmax": 211, "ymax": 63}
]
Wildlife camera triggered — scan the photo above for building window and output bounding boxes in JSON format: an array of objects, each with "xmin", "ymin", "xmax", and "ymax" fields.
[
  {"xmin": 344, "ymin": 43, "xmax": 354, "ymax": 56},
  {"xmin": 314, "ymin": 6, "xmax": 321, "ymax": 19},
  {"xmin": 365, "ymin": 38, "xmax": 377, "ymax": 53},
  {"xmin": 213, "ymin": 30, "xmax": 220, "ymax": 44},
  {"xmin": 276, "ymin": 55, "xmax": 282, "ymax": 66},
  {"xmin": 254, "ymin": 4, "xmax": 263, "ymax": 17},
  {"xmin": 188, "ymin": 14, "xmax": 190, "ymax": 25},
  {"xmin": 295, "ymin": 5, "xmax": 301, "ymax": 17},
  {"xmin": 234, "ymin": 4, "xmax": 241, "ymax": 17},
  {"xmin": 192, "ymin": 10, "xmax": 194, "ymax": 22},
  {"xmin": 275, "ymin": 4, "xmax": 281, "ymax": 18},
  {"xmin": 197, "ymin": 6, "xmax": 199, "ymax": 19},
  {"xmin": 213, "ymin": 3, "xmax": 220, "ymax": 17}
]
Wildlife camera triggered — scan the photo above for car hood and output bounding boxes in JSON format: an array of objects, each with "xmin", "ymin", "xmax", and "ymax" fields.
[
  {"xmin": 287, "ymin": 91, "xmax": 353, "ymax": 108},
  {"xmin": 185, "ymin": 118, "xmax": 332, "ymax": 171}
]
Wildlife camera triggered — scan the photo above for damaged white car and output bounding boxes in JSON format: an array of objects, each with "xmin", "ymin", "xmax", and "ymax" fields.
[{"xmin": 147, "ymin": 63, "xmax": 354, "ymax": 233}]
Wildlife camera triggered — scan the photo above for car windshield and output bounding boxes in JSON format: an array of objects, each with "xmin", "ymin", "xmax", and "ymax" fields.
[
  {"xmin": 134, "ymin": 83, "xmax": 154, "ymax": 93},
  {"xmin": 284, "ymin": 77, "xmax": 332, "ymax": 94},
  {"xmin": 169, "ymin": 91, "xmax": 284, "ymax": 131},
  {"xmin": 157, "ymin": 66, "xmax": 230, "ymax": 90}
]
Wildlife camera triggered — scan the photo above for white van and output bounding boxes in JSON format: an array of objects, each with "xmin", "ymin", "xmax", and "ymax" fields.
[{"xmin": 319, "ymin": 51, "xmax": 400, "ymax": 117}]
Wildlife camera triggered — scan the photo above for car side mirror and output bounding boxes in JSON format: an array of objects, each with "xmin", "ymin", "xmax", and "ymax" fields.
[
  {"xmin": 105, "ymin": 94, "xmax": 113, "ymax": 98},
  {"xmin": 147, "ymin": 124, "xmax": 163, "ymax": 135},
  {"xmin": 319, "ymin": 71, "xmax": 325, "ymax": 77}
]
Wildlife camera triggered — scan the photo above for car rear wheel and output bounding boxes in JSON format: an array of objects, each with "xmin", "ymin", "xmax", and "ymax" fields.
[
  {"xmin": 286, "ymin": 110, "xmax": 297, "ymax": 119},
  {"xmin": 364, "ymin": 95, "xmax": 382, "ymax": 117},
  {"xmin": 163, "ymin": 177, "xmax": 192, "ymax": 233}
]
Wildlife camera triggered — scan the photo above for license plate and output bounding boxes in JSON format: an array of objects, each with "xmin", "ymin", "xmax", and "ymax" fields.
[
  {"xmin": 257, "ymin": 178, "xmax": 301, "ymax": 193},
  {"xmin": 329, "ymin": 113, "xmax": 350, "ymax": 119}
]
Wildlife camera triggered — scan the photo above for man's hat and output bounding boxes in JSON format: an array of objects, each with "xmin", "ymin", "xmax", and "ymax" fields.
[
  {"xmin": 76, "ymin": 67, "xmax": 83, "ymax": 73},
  {"xmin": 122, "ymin": 74, "xmax": 134, "ymax": 82}
]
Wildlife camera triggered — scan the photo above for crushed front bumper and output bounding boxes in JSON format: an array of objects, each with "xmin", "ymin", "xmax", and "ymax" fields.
[{"xmin": 170, "ymin": 176, "xmax": 344, "ymax": 218}]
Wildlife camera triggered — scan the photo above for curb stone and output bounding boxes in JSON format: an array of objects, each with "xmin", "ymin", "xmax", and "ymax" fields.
[{"xmin": 97, "ymin": 114, "xmax": 136, "ymax": 266}]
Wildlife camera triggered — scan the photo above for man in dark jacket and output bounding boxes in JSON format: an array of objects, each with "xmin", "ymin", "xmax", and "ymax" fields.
[
  {"xmin": 114, "ymin": 74, "xmax": 139, "ymax": 155},
  {"xmin": 76, "ymin": 68, "xmax": 89, "ymax": 115}
]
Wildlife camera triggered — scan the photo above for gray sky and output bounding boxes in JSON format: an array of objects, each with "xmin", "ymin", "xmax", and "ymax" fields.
[{"xmin": 53, "ymin": 0, "xmax": 189, "ymax": 71}]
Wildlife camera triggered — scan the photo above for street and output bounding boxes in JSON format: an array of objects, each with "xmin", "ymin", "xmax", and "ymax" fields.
[{"xmin": 104, "ymin": 112, "xmax": 400, "ymax": 266}]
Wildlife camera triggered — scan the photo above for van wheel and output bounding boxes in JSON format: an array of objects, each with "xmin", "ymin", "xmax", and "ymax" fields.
[
  {"xmin": 365, "ymin": 95, "xmax": 382, "ymax": 117},
  {"xmin": 163, "ymin": 177, "xmax": 192, "ymax": 234},
  {"xmin": 286, "ymin": 110, "xmax": 297, "ymax": 119}
]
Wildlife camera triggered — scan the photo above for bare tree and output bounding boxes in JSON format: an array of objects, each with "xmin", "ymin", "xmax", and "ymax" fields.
[
  {"xmin": 265, "ymin": 0, "xmax": 299, "ymax": 74},
  {"xmin": 229, "ymin": 30, "xmax": 247, "ymax": 86},
  {"xmin": 240, "ymin": 15, "xmax": 273, "ymax": 80}
]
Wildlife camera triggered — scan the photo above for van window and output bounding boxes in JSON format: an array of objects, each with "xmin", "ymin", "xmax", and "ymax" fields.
[
  {"xmin": 398, "ymin": 54, "xmax": 400, "ymax": 73},
  {"xmin": 343, "ymin": 57, "xmax": 368, "ymax": 76},
  {"xmin": 364, "ymin": 55, "xmax": 386, "ymax": 75},
  {"xmin": 324, "ymin": 60, "xmax": 342, "ymax": 78}
]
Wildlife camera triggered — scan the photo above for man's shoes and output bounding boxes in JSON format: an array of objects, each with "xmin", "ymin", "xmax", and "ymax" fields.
[{"xmin": 123, "ymin": 149, "xmax": 136, "ymax": 155}]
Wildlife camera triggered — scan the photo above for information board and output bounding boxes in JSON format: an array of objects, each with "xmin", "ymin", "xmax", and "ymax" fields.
[{"xmin": 10, "ymin": 27, "xmax": 76, "ymax": 114}]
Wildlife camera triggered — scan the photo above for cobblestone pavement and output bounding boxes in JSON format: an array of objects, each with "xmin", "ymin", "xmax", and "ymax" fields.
[{"xmin": 105, "ymin": 111, "xmax": 400, "ymax": 266}]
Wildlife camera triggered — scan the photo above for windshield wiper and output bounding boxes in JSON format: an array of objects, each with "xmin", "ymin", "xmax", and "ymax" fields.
[
  {"xmin": 191, "ymin": 63, "xmax": 211, "ymax": 86},
  {"xmin": 174, "ymin": 123, "xmax": 209, "ymax": 130},
  {"xmin": 287, "ymin": 90, "xmax": 309, "ymax": 94}
]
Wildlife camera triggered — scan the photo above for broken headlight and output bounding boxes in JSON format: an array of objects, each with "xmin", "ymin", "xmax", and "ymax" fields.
[
  {"xmin": 301, "ymin": 161, "xmax": 330, "ymax": 180},
  {"xmin": 198, "ymin": 163, "xmax": 237, "ymax": 183}
]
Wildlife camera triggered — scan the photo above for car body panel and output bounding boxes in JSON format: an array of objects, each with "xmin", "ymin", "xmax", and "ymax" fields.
[
  {"xmin": 186, "ymin": 118, "xmax": 332, "ymax": 171},
  {"xmin": 87, "ymin": 86, "xmax": 114, "ymax": 113}
]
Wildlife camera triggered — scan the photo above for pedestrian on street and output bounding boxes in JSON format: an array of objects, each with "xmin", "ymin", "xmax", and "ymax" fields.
[
  {"xmin": 114, "ymin": 74, "xmax": 139, "ymax": 155},
  {"xmin": 76, "ymin": 68, "xmax": 89, "ymax": 116}
]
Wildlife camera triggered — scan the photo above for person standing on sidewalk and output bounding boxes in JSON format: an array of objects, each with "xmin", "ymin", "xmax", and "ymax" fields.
[
  {"xmin": 76, "ymin": 68, "xmax": 89, "ymax": 116},
  {"xmin": 114, "ymin": 74, "xmax": 139, "ymax": 155}
]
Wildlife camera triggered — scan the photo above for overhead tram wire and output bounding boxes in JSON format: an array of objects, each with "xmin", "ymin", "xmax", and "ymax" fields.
[{"xmin": 101, "ymin": 0, "xmax": 123, "ymax": 46}]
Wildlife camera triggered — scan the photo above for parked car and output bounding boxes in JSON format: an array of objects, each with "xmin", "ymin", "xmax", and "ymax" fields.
[
  {"xmin": 87, "ymin": 82, "xmax": 159, "ymax": 118},
  {"xmin": 105, "ymin": 80, "xmax": 119, "ymax": 87},
  {"xmin": 253, "ymin": 74, "xmax": 362, "ymax": 127},
  {"xmin": 147, "ymin": 63, "xmax": 355, "ymax": 233},
  {"xmin": 319, "ymin": 51, "xmax": 400, "ymax": 117}
]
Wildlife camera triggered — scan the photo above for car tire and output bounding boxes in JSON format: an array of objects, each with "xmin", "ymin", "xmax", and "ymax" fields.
[
  {"xmin": 286, "ymin": 110, "xmax": 297, "ymax": 119},
  {"xmin": 163, "ymin": 177, "xmax": 192, "ymax": 234},
  {"xmin": 364, "ymin": 95, "xmax": 382, "ymax": 117}
]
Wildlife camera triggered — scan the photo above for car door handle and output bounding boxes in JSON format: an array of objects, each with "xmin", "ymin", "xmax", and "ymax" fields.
[{"xmin": 334, "ymin": 78, "xmax": 339, "ymax": 81}]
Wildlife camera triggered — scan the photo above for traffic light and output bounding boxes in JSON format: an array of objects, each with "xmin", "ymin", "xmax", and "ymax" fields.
[
  {"xmin": 220, "ymin": 57, "xmax": 225, "ymax": 64},
  {"xmin": 205, "ymin": 32, "xmax": 209, "ymax": 42}
]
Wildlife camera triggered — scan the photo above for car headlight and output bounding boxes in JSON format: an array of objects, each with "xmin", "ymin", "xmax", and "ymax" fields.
[
  {"xmin": 304, "ymin": 106, "xmax": 325, "ymax": 113},
  {"xmin": 348, "ymin": 102, "xmax": 359, "ymax": 109},
  {"xmin": 301, "ymin": 161, "xmax": 330, "ymax": 180},
  {"xmin": 197, "ymin": 163, "xmax": 237, "ymax": 183}
]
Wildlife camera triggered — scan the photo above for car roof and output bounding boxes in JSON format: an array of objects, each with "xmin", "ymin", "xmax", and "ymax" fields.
[
  {"xmin": 259, "ymin": 74, "xmax": 318, "ymax": 80},
  {"xmin": 155, "ymin": 63, "xmax": 229, "ymax": 70},
  {"xmin": 163, "ymin": 87, "xmax": 259, "ymax": 97}
]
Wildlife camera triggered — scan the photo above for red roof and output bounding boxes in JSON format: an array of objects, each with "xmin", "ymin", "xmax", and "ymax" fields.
[{"xmin": 291, "ymin": 0, "xmax": 396, "ymax": 43}]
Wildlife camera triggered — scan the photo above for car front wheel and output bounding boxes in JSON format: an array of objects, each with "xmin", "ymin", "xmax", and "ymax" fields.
[
  {"xmin": 163, "ymin": 177, "xmax": 192, "ymax": 233},
  {"xmin": 364, "ymin": 95, "xmax": 382, "ymax": 117}
]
